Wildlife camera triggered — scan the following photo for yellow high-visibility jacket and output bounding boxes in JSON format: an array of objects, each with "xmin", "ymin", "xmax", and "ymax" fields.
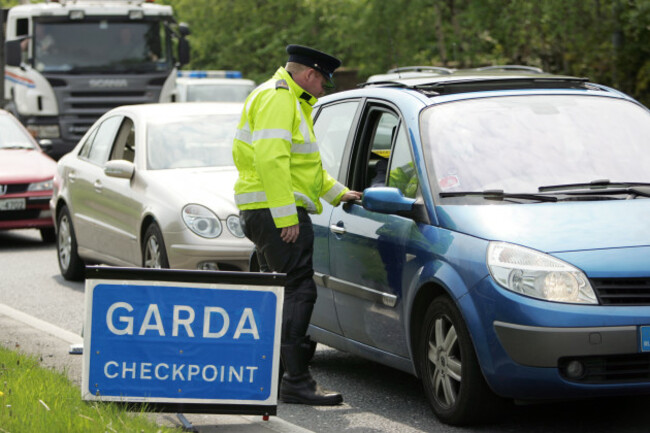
[{"xmin": 232, "ymin": 67, "xmax": 348, "ymax": 228}]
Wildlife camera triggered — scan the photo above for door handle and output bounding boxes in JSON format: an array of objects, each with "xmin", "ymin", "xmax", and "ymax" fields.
[
  {"xmin": 67, "ymin": 172, "xmax": 77, "ymax": 182},
  {"xmin": 93, "ymin": 180, "xmax": 103, "ymax": 193},
  {"xmin": 329, "ymin": 224, "xmax": 346, "ymax": 235}
]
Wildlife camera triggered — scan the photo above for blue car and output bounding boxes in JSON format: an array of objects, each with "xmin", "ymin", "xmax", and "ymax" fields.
[{"xmin": 302, "ymin": 67, "xmax": 650, "ymax": 425}]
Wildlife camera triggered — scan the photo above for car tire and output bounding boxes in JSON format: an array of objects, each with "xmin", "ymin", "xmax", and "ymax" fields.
[
  {"xmin": 56, "ymin": 206, "xmax": 85, "ymax": 281},
  {"xmin": 142, "ymin": 223, "xmax": 169, "ymax": 268},
  {"xmin": 40, "ymin": 227, "xmax": 56, "ymax": 243},
  {"xmin": 418, "ymin": 296, "xmax": 505, "ymax": 426}
]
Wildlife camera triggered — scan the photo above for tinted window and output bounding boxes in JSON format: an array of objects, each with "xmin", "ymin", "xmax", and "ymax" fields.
[
  {"xmin": 314, "ymin": 101, "xmax": 359, "ymax": 177},
  {"xmin": 87, "ymin": 116, "xmax": 123, "ymax": 165}
]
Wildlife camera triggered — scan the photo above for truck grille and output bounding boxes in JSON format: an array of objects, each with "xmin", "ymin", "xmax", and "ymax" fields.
[
  {"xmin": 46, "ymin": 73, "xmax": 167, "ymax": 144},
  {"xmin": 591, "ymin": 278, "xmax": 650, "ymax": 305}
]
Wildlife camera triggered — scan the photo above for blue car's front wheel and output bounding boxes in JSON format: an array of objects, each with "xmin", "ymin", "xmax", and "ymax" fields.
[{"xmin": 418, "ymin": 296, "xmax": 505, "ymax": 425}]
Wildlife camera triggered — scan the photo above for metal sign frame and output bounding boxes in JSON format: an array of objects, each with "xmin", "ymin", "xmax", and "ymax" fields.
[{"xmin": 81, "ymin": 266, "xmax": 284, "ymax": 416}]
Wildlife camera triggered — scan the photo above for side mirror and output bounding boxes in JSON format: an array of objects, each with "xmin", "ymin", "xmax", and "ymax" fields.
[
  {"xmin": 362, "ymin": 187, "xmax": 415, "ymax": 213},
  {"xmin": 178, "ymin": 38, "xmax": 190, "ymax": 66},
  {"xmin": 178, "ymin": 22, "xmax": 191, "ymax": 37},
  {"xmin": 5, "ymin": 39, "xmax": 25, "ymax": 67},
  {"xmin": 38, "ymin": 139, "xmax": 53, "ymax": 153},
  {"xmin": 104, "ymin": 160, "xmax": 135, "ymax": 180}
]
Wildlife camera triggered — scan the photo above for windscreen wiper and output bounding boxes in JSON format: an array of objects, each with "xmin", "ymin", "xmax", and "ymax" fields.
[
  {"xmin": 538, "ymin": 179, "xmax": 650, "ymax": 192},
  {"xmin": 440, "ymin": 190, "xmax": 558, "ymax": 202}
]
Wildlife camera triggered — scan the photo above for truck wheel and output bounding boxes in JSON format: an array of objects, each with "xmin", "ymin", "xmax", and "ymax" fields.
[
  {"xmin": 56, "ymin": 206, "xmax": 85, "ymax": 281},
  {"xmin": 417, "ymin": 296, "xmax": 505, "ymax": 425},
  {"xmin": 142, "ymin": 223, "xmax": 169, "ymax": 268}
]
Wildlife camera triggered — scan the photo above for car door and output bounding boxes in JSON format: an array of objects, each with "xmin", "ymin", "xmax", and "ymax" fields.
[
  {"xmin": 310, "ymin": 99, "xmax": 361, "ymax": 335},
  {"xmin": 67, "ymin": 115, "xmax": 123, "ymax": 259},
  {"xmin": 328, "ymin": 103, "xmax": 420, "ymax": 357},
  {"xmin": 98, "ymin": 116, "xmax": 143, "ymax": 265}
]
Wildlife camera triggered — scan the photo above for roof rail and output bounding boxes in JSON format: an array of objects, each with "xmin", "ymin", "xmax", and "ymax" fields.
[
  {"xmin": 387, "ymin": 66, "xmax": 455, "ymax": 75},
  {"xmin": 473, "ymin": 65, "xmax": 544, "ymax": 74},
  {"xmin": 45, "ymin": 0, "xmax": 149, "ymax": 4}
]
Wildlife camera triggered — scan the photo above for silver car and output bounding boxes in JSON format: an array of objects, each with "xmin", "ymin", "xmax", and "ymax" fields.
[{"xmin": 50, "ymin": 102, "xmax": 253, "ymax": 281}]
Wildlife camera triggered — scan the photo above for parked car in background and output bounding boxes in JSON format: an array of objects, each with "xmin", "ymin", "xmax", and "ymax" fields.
[
  {"xmin": 298, "ymin": 68, "xmax": 650, "ymax": 425},
  {"xmin": 0, "ymin": 109, "xmax": 57, "ymax": 242},
  {"xmin": 176, "ymin": 70, "xmax": 256, "ymax": 102},
  {"xmin": 51, "ymin": 103, "xmax": 254, "ymax": 281}
]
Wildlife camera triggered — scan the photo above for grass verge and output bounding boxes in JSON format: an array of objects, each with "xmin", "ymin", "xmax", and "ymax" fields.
[{"xmin": 0, "ymin": 346, "xmax": 183, "ymax": 433}]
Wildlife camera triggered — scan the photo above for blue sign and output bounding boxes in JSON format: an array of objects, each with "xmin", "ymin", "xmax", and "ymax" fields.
[
  {"xmin": 82, "ymin": 276, "xmax": 282, "ymax": 408},
  {"xmin": 641, "ymin": 326, "xmax": 650, "ymax": 353}
]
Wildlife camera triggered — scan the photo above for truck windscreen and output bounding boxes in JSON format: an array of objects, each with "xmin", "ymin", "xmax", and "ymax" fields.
[{"xmin": 32, "ymin": 20, "xmax": 172, "ymax": 73}]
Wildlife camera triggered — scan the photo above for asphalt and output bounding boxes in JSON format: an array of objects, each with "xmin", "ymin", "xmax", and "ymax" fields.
[{"xmin": 0, "ymin": 303, "xmax": 314, "ymax": 433}]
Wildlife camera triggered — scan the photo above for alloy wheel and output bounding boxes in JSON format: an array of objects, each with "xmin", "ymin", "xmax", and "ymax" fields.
[{"xmin": 427, "ymin": 314, "xmax": 462, "ymax": 409}]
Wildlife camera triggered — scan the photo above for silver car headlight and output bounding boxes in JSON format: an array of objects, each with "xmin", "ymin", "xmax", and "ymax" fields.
[
  {"xmin": 182, "ymin": 204, "xmax": 222, "ymax": 238},
  {"xmin": 487, "ymin": 241, "xmax": 597, "ymax": 304},
  {"xmin": 226, "ymin": 214, "xmax": 245, "ymax": 238},
  {"xmin": 28, "ymin": 179, "xmax": 54, "ymax": 192}
]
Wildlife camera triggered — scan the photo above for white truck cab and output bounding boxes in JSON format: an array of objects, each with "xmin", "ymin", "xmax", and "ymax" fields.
[{"xmin": 3, "ymin": 0, "xmax": 190, "ymax": 158}]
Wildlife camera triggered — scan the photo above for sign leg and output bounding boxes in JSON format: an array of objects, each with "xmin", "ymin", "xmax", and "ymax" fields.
[{"xmin": 176, "ymin": 413, "xmax": 197, "ymax": 432}]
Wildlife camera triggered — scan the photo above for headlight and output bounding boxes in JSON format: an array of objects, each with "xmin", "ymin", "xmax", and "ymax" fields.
[
  {"xmin": 28, "ymin": 179, "xmax": 53, "ymax": 192},
  {"xmin": 26, "ymin": 124, "xmax": 60, "ymax": 139},
  {"xmin": 226, "ymin": 215, "xmax": 245, "ymax": 238},
  {"xmin": 182, "ymin": 204, "xmax": 222, "ymax": 238},
  {"xmin": 487, "ymin": 241, "xmax": 597, "ymax": 304}
]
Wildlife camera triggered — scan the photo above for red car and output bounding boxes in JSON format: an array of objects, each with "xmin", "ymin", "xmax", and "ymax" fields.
[{"xmin": 0, "ymin": 109, "xmax": 57, "ymax": 242}]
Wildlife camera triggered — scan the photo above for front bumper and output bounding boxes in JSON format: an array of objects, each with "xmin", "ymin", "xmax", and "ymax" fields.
[
  {"xmin": 168, "ymin": 238, "xmax": 254, "ymax": 272},
  {"xmin": 494, "ymin": 321, "xmax": 638, "ymax": 368},
  {"xmin": 465, "ymin": 277, "xmax": 650, "ymax": 399},
  {"xmin": 0, "ymin": 194, "xmax": 53, "ymax": 230}
]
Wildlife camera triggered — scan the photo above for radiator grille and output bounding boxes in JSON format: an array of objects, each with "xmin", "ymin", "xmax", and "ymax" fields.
[
  {"xmin": 0, "ymin": 184, "xmax": 29, "ymax": 194},
  {"xmin": 591, "ymin": 278, "xmax": 650, "ymax": 305}
]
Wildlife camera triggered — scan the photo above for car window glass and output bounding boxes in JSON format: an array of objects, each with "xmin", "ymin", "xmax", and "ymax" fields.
[
  {"xmin": 87, "ymin": 116, "xmax": 122, "ymax": 165},
  {"xmin": 147, "ymin": 113, "xmax": 239, "ymax": 169},
  {"xmin": 387, "ymin": 124, "xmax": 418, "ymax": 198},
  {"xmin": 78, "ymin": 127, "xmax": 99, "ymax": 159},
  {"xmin": 314, "ymin": 101, "xmax": 359, "ymax": 177},
  {"xmin": 110, "ymin": 117, "xmax": 135, "ymax": 163},
  {"xmin": 367, "ymin": 112, "xmax": 399, "ymax": 188},
  {"xmin": 0, "ymin": 115, "xmax": 35, "ymax": 149}
]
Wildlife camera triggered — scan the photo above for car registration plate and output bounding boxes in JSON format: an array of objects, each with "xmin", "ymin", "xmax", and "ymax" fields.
[
  {"xmin": 640, "ymin": 326, "xmax": 650, "ymax": 352},
  {"xmin": 0, "ymin": 198, "xmax": 26, "ymax": 211}
]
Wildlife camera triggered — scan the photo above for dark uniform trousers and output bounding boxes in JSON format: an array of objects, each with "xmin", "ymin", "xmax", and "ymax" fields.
[{"xmin": 240, "ymin": 207, "xmax": 316, "ymax": 346}]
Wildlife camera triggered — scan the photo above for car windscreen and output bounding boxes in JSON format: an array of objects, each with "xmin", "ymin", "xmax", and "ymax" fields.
[
  {"xmin": 32, "ymin": 20, "xmax": 172, "ymax": 73},
  {"xmin": 0, "ymin": 115, "xmax": 36, "ymax": 150},
  {"xmin": 421, "ymin": 94, "xmax": 650, "ymax": 195},
  {"xmin": 146, "ymin": 113, "xmax": 239, "ymax": 170},
  {"xmin": 186, "ymin": 83, "xmax": 255, "ymax": 102}
]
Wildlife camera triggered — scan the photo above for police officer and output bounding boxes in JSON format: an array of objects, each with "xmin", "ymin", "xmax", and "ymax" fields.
[{"xmin": 233, "ymin": 45, "xmax": 362, "ymax": 405}]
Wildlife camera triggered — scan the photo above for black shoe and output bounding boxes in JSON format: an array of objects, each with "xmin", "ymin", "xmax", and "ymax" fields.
[{"xmin": 280, "ymin": 373, "xmax": 343, "ymax": 406}]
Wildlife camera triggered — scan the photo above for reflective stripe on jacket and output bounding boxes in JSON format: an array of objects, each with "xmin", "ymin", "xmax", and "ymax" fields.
[{"xmin": 232, "ymin": 67, "xmax": 348, "ymax": 228}]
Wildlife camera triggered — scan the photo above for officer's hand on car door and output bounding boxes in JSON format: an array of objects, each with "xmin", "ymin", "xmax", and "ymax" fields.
[{"xmin": 341, "ymin": 191, "xmax": 363, "ymax": 202}]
